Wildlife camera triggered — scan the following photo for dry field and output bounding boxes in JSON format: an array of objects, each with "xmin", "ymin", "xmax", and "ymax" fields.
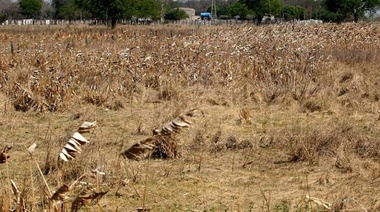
[{"xmin": 0, "ymin": 23, "xmax": 380, "ymax": 211}]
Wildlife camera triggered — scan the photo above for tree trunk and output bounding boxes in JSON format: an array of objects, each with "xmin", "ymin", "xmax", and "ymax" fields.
[
  {"xmin": 111, "ymin": 18, "xmax": 117, "ymax": 29},
  {"xmin": 353, "ymin": 8, "xmax": 359, "ymax": 23},
  {"xmin": 353, "ymin": 12, "xmax": 359, "ymax": 23},
  {"xmin": 256, "ymin": 15, "xmax": 263, "ymax": 25}
]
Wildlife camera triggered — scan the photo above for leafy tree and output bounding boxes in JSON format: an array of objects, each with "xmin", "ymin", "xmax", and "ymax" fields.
[
  {"xmin": 122, "ymin": 0, "xmax": 138, "ymax": 19},
  {"xmin": 19, "ymin": 0, "xmax": 43, "ymax": 18},
  {"xmin": 282, "ymin": 4, "xmax": 305, "ymax": 20},
  {"xmin": 164, "ymin": 8, "xmax": 188, "ymax": 20},
  {"xmin": 176, "ymin": 0, "xmax": 215, "ymax": 15},
  {"xmin": 74, "ymin": 0, "xmax": 125, "ymax": 28},
  {"xmin": 52, "ymin": 0, "xmax": 66, "ymax": 19},
  {"xmin": 0, "ymin": 13, "xmax": 7, "ymax": 23},
  {"xmin": 75, "ymin": 0, "xmax": 160, "ymax": 28},
  {"xmin": 41, "ymin": 1, "xmax": 54, "ymax": 19},
  {"xmin": 133, "ymin": 0, "xmax": 160, "ymax": 19},
  {"xmin": 53, "ymin": 0, "xmax": 81, "ymax": 20},
  {"xmin": 283, "ymin": 0, "xmax": 321, "ymax": 19},
  {"xmin": 239, "ymin": 0, "xmax": 282, "ymax": 23},
  {"xmin": 318, "ymin": 8, "xmax": 342, "ymax": 22},
  {"xmin": 204, "ymin": 1, "xmax": 254, "ymax": 20},
  {"xmin": 217, "ymin": 5, "xmax": 230, "ymax": 18},
  {"xmin": 228, "ymin": 1, "xmax": 251, "ymax": 19},
  {"xmin": 0, "ymin": 0, "xmax": 13, "ymax": 12},
  {"xmin": 60, "ymin": 1, "xmax": 79, "ymax": 20},
  {"xmin": 0, "ymin": 0, "xmax": 11, "ymax": 22},
  {"xmin": 3, "ymin": 1, "xmax": 21, "ymax": 20},
  {"xmin": 121, "ymin": 0, "xmax": 160, "ymax": 21},
  {"xmin": 322, "ymin": 0, "xmax": 380, "ymax": 22}
]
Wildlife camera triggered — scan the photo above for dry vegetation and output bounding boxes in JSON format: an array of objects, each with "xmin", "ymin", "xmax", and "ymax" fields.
[{"xmin": 0, "ymin": 22, "xmax": 379, "ymax": 211}]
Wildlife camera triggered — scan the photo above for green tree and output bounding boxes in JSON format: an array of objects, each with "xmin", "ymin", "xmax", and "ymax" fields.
[
  {"xmin": 217, "ymin": 5, "xmax": 230, "ymax": 18},
  {"xmin": 240, "ymin": 0, "xmax": 282, "ymax": 23},
  {"xmin": 0, "ymin": 13, "xmax": 7, "ymax": 24},
  {"xmin": 134, "ymin": 0, "xmax": 160, "ymax": 19},
  {"xmin": 41, "ymin": 1, "xmax": 54, "ymax": 19},
  {"xmin": 75, "ymin": 0, "xmax": 160, "ymax": 28},
  {"xmin": 19, "ymin": 0, "xmax": 43, "ymax": 18},
  {"xmin": 283, "ymin": 0, "xmax": 321, "ymax": 19},
  {"xmin": 121, "ymin": 0, "xmax": 160, "ymax": 21},
  {"xmin": 60, "ymin": 1, "xmax": 80, "ymax": 20},
  {"xmin": 53, "ymin": 0, "xmax": 66, "ymax": 19},
  {"xmin": 282, "ymin": 4, "xmax": 305, "ymax": 20},
  {"xmin": 74, "ymin": 0, "xmax": 125, "ymax": 28},
  {"xmin": 0, "ymin": 1, "xmax": 20, "ymax": 19},
  {"xmin": 53, "ymin": 0, "xmax": 83, "ymax": 21},
  {"xmin": 322, "ymin": 0, "xmax": 380, "ymax": 22},
  {"xmin": 228, "ymin": 1, "xmax": 250, "ymax": 19},
  {"xmin": 122, "ymin": 0, "xmax": 138, "ymax": 19},
  {"xmin": 164, "ymin": 8, "xmax": 188, "ymax": 20}
]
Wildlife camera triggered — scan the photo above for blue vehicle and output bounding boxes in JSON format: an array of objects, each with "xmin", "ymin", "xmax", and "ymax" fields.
[{"xmin": 200, "ymin": 12, "xmax": 212, "ymax": 20}]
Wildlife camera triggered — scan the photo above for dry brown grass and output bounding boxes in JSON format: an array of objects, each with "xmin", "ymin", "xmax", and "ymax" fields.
[{"xmin": 0, "ymin": 23, "xmax": 380, "ymax": 211}]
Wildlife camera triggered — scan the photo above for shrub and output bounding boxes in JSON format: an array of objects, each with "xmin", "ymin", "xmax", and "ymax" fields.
[
  {"xmin": 164, "ymin": 8, "xmax": 189, "ymax": 20},
  {"xmin": 0, "ymin": 13, "xmax": 7, "ymax": 24}
]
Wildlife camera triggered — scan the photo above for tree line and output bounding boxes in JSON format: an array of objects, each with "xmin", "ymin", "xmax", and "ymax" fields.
[{"xmin": 1, "ymin": 0, "xmax": 380, "ymax": 28}]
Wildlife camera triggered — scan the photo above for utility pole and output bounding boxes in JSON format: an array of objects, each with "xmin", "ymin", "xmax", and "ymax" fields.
[{"xmin": 211, "ymin": 0, "xmax": 217, "ymax": 19}]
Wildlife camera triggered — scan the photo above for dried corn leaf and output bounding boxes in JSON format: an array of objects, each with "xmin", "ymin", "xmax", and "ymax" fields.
[
  {"xmin": 27, "ymin": 143, "xmax": 37, "ymax": 154},
  {"xmin": 64, "ymin": 143, "xmax": 80, "ymax": 152},
  {"xmin": 67, "ymin": 138, "xmax": 82, "ymax": 152},
  {"xmin": 72, "ymin": 132, "xmax": 89, "ymax": 145},
  {"xmin": 0, "ymin": 145, "xmax": 12, "ymax": 163},
  {"xmin": 71, "ymin": 186, "xmax": 108, "ymax": 212},
  {"xmin": 306, "ymin": 195, "xmax": 332, "ymax": 210},
  {"xmin": 78, "ymin": 121, "xmax": 97, "ymax": 133},
  {"xmin": 59, "ymin": 152, "xmax": 70, "ymax": 162},
  {"xmin": 10, "ymin": 179, "xmax": 23, "ymax": 208},
  {"xmin": 122, "ymin": 108, "xmax": 203, "ymax": 160},
  {"xmin": 59, "ymin": 122, "xmax": 94, "ymax": 162},
  {"xmin": 10, "ymin": 179, "xmax": 21, "ymax": 201},
  {"xmin": 51, "ymin": 184, "xmax": 71, "ymax": 202},
  {"xmin": 121, "ymin": 137, "xmax": 156, "ymax": 160},
  {"xmin": 51, "ymin": 174, "xmax": 86, "ymax": 202},
  {"xmin": 153, "ymin": 108, "xmax": 203, "ymax": 135}
]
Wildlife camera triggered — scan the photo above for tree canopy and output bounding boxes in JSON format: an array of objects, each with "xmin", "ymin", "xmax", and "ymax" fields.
[
  {"xmin": 74, "ymin": 0, "xmax": 124, "ymax": 28},
  {"xmin": 239, "ymin": 0, "xmax": 282, "ymax": 23},
  {"xmin": 73, "ymin": 0, "xmax": 161, "ymax": 28},
  {"xmin": 322, "ymin": 0, "xmax": 380, "ymax": 22},
  {"xmin": 53, "ymin": 0, "xmax": 82, "ymax": 20},
  {"xmin": 2, "ymin": 0, "xmax": 380, "ymax": 26},
  {"xmin": 228, "ymin": 2, "xmax": 251, "ymax": 19},
  {"xmin": 282, "ymin": 4, "xmax": 305, "ymax": 20},
  {"xmin": 164, "ymin": 8, "xmax": 189, "ymax": 20},
  {"xmin": 19, "ymin": 0, "xmax": 43, "ymax": 18}
]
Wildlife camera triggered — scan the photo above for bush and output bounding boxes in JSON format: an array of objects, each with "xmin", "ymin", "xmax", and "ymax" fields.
[
  {"xmin": 282, "ymin": 5, "xmax": 305, "ymax": 21},
  {"xmin": 164, "ymin": 8, "xmax": 189, "ymax": 20},
  {"xmin": 0, "ymin": 13, "xmax": 7, "ymax": 24},
  {"xmin": 318, "ymin": 9, "xmax": 344, "ymax": 23}
]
